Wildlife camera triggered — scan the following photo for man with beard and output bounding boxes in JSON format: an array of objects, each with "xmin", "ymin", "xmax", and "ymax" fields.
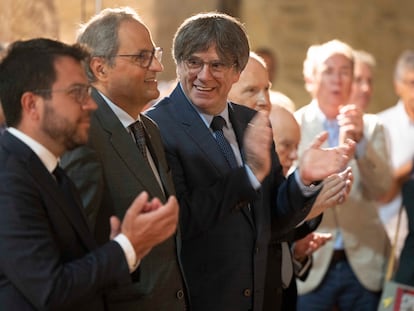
[{"xmin": 0, "ymin": 38, "xmax": 179, "ymax": 310}]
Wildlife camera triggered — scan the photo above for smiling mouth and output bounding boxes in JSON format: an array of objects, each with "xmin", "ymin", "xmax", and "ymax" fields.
[{"xmin": 195, "ymin": 85, "xmax": 214, "ymax": 91}]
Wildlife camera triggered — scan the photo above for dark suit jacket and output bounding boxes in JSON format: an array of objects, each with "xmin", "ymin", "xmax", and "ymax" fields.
[
  {"xmin": 0, "ymin": 132, "xmax": 131, "ymax": 310},
  {"xmin": 263, "ymin": 215, "xmax": 322, "ymax": 311},
  {"xmin": 61, "ymin": 89, "xmax": 188, "ymax": 311},
  {"xmin": 395, "ymin": 165, "xmax": 414, "ymax": 286},
  {"xmin": 146, "ymin": 84, "xmax": 315, "ymax": 311}
]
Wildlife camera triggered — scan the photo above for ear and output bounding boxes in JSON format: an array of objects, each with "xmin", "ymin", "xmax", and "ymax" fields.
[
  {"xmin": 21, "ymin": 92, "xmax": 42, "ymax": 121},
  {"xmin": 90, "ymin": 56, "xmax": 108, "ymax": 81}
]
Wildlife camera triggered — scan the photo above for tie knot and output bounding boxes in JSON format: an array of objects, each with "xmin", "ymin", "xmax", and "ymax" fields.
[
  {"xmin": 130, "ymin": 120, "xmax": 145, "ymax": 134},
  {"xmin": 53, "ymin": 165, "xmax": 64, "ymax": 183},
  {"xmin": 210, "ymin": 115, "xmax": 227, "ymax": 131}
]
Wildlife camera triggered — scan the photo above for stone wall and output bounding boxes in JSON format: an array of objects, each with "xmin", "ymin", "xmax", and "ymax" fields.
[{"xmin": 1, "ymin": 0, "xmax": 413, "ymax": 112}]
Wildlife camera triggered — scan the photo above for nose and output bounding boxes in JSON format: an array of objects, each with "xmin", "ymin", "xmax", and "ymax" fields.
[
  {"xmin": 289, "ymin": 148, "xmax": 298, "ymax": 161},
  {"xmin": 360, "ymin": 81, "xmax": 371, "ymax": 93},
  {"xmin": 197, "ymin": 63, "xmax": 214, "ymax": 80},
  {"xmin": 255, "ymin": 91, "xmax": 271, "ymax": 112},
  {"xmin": 149, "ymin": 56, "xmax": 164, "ymax": 72},
  {"xmin": 83, "ymin": 96, "xmax": 98, "ymax": 111}
]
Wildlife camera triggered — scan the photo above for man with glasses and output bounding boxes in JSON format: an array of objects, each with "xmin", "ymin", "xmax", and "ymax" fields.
[
  {"xmin": 61, "ymin": 7, "xmax": 188, "ymax": 311},
  {"xmin": 0, "ymin": 37, "xmax": 179, "ymax": 310},
  {"xmin": 295, "ymin": 40, "xmax": 392, "ymax": 311},
  {"xmin": 146, "ymin": 12, "xmax": 355, "ymax": 311}
]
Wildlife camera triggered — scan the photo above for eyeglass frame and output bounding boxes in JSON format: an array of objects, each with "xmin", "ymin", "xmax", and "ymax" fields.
[
  {"xmin": 113, "ymin": 47, "xmax": 163, "ymax": 69},
  {"xmin": 32, "ymin": 84, "xmax": 92, "ymax": 105},
  {"xmin": 181, "ymin": 56, "xmax": 237, "ymax": 77}
]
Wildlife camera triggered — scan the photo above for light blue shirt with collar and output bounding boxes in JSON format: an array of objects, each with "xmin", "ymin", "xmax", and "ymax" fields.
[{"xmin": 180, "ymin": 84, "xmax": 320, "ymax": 198}]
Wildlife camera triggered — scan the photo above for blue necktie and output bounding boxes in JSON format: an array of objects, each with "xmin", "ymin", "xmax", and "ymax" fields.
[{"xmin": 210, "ymin": 116, "xmax": 238, "ymax": 169}]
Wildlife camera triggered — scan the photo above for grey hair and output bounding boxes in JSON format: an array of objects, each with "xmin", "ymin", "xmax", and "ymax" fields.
[
  {"xmin": 172, "ymin": 12, "xmax": 250, "ymax": 72},
  {"xmin": 353, "ymin": 50, "xmax": 376, "ymax": 69},
  {"xmin": 394, "ymin": 50, "xmax": 414, "ymax": 82},
  {"xmin": 77, "ymin": 7, "xmax": 144, "ymax": 82}
]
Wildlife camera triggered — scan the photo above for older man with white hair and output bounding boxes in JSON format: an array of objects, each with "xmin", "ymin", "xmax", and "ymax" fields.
[{"xmin": 295, "ymin": 39, "xmax": 393, "ymax": 311}]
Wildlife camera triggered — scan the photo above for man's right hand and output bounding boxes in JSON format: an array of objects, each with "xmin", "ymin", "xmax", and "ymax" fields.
[
  {"xmin": 244, "ymin": 111, "xmax": 272, "ymax": 182},
  {"xmin": 120, "ymin": 192, "xmax": 179, "ymax": 260}
]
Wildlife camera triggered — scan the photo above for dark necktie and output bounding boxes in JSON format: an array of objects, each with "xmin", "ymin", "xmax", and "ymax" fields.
[
  {"xmin": 129, "ymin": 120, "xmax": 148, "ymax": 162},
  {"xmin": 53, "ymin": 165, "xmax": 91, "ymax": 232},
  {"xmin": 53, "ymin": 166, "xmax": 79, "ymax": 204},
  {"xmin": 210, "ymin": 116, "xmax": 238, "ymax": 169}
]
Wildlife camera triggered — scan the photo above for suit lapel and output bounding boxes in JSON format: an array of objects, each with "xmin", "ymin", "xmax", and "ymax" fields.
[
  {"xmin": 141, "ymin": 115, "xmax": 175, "ymax": 197},
  {"xmin": 2, "ymin": 133, "xmax": 96, "ymax": 250},
  {"xmin": 169, "ymin": 87, "xmax": 255, "ymax": 227},
  {"xmin": 92, "ymin": 90, "xmax": 165, "ymax": 200},
  {"xmin": 228, "ymin": 105, "xmax": 256, "ymax": 227},
  {"xmin": 169, "ymin": 86, "xmax": 231, "ymax": 173}
]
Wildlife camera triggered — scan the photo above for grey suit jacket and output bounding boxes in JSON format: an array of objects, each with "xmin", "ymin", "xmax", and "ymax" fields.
[
  {"xmin": 61, "ymin": 89, "xmax": 188, "ymax": 311},
  {"xmin": 295, "ymin": 101, "xmax": 392, "ymax": 293}
]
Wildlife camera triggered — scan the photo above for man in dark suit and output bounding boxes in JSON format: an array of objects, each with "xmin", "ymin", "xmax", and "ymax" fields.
[
  {"xmin": 395, "ymin": 160, "xmax": 414, "ymax": 286},
  {"xmin": 60, "ymin": 7, "xmax": 188, "ymax": 310},
  {"xmin": 146, "ymin": 12, "xmax": 355, "ymax": 311},
  {"xmin": 0, "ymin": 38, "xmax": 179, "ymax": 310}
]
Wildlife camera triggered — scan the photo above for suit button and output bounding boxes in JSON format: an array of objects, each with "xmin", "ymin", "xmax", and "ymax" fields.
[
  {"xmin": 243, "ymin": 288, "xmax": 252, "ymax": 297},
  {"xmin": 176, "ymin": 289, "xmax": 184, "ymax": 299}
]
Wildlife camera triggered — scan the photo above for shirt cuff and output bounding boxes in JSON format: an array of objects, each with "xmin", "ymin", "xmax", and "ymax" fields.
[
  {"xmin": 114, "ymin": 233, "xmax": 140, "ymax": 273},
  {"xmin": 294, "ymin": 169, "xmax": 323, "ymax": 197},
  {"xmin": 245, "ymin": 165, "xmax": 261, "ymax": 190},
  {"xmin": 292, "ymin": 254, "xmax": 312, "ymax": 278}
]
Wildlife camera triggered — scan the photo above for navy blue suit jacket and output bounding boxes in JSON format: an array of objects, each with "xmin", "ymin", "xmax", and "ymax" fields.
[
  {"xmin": 0, "ymin": 132, "xmax": 130, "ymax": 310},
  {"xmin": 146, "ymin": 84, "xmax": 315, "ymax": 311},
  {"xmin": 395, "ymin": 164, "xmax": 414, "ymax": 286}
]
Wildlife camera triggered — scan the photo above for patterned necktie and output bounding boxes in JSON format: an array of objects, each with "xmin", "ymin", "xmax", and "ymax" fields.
[
  {"xmin": 130, "ymin": 120, "xmax": 148, "ymax": 162},
  {"xmin": 210, "ymin": 116, "xmax": 238, "ymax": 169}
]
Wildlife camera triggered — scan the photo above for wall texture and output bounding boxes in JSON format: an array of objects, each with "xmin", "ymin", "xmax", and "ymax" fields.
[{"xmin": 1, "ymin": 0, "xmax": 413, "ymax": 112}]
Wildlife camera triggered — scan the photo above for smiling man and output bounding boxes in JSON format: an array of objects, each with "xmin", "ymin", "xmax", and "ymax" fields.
[
  {"xmin": 60, "ymin": 7, "xmax": 188, "ymax": 311},
  {"xmin": 0, "ymin": 38, "xmax": 180, "ymax": 311},
  {"xmin": 146, "ymin": 13, "xmax": 356, "ymax": 311},
  {"xmin": 295, "ymin": 39, "xmax": 393, "ymax": 311}
]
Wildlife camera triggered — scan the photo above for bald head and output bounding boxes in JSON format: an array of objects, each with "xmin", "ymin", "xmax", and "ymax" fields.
[
  {"xmin": 228, "ymin": 52, "xmax": 271, "ymax": 112},
  {"xmin": 269, "ymin": 104, "xmax": 301, "ymax": 176}
]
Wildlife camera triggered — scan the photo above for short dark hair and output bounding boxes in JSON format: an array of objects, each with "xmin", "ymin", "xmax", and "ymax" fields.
[
  {"xmin": 173, "ymin": 12, "xmax": 250, "ymax": 72},
  {"xmin": 0, "ymin": 38, "xmax": 89, "ymax": 127}
]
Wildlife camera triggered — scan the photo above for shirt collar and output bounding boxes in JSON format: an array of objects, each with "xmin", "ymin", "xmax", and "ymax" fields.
[
  {"xmin": 7, "ymin": 127, "xmax": 58, "ymax": 173},
  {"xmin": 178, "ymin": 83, "xmax": 231, "ymax": 128},
  {"xmin": 98, "ymin": 90, "xmax": 141, "ymax": 129}
]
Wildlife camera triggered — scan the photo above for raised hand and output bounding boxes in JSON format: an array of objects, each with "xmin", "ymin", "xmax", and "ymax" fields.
[
  {"xmin": 293, "ymin": 232, "xmax": 333, "ymax": 261},
  {"xmin": 338, "ymin": 104, "xmax": 364, "ymax": 144},
  {"xmin": 299, "ymin": 131, "xmax": 356, "ymax": 185},
  {"xmin": 121, "ymin": 192, "xmax": 179, "ymax": 260},
  {"xmin": 305, "ymin": 167, "xmax": 353, "ymax": 220},
  {"xmin": 244, "ymin": 111, "xmax": 273, "ymax": 182}
]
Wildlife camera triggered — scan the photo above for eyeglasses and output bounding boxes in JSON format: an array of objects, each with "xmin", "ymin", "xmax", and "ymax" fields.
[
  {"xmin": 114, "ymin": 47, "xmax": 163, "ymax": 68},
  {"xmin": 183, "ymin": 57, "xmax": 236, "ymax": 77},
  {"xmin": 33, "ymin": 84, "xmax": 92, "ymax": 105}
]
